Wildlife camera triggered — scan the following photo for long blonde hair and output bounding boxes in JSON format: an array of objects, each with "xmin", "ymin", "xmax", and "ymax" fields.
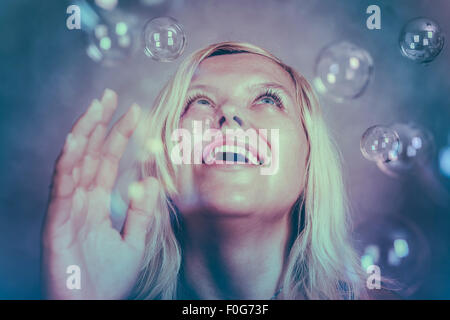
[{"xmin": 131, "ymin": 41, "xmax": 367, "ymax": 300}]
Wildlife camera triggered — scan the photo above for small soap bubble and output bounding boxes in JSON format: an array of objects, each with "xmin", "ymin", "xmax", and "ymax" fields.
[
  {"xmin": 399, "ymin": 17, "xmax": 445, "ymax": 64},
  {"xmin": 143, "ymin": 16, "xmax": 186, "ymax": 62},
  {"xmin": 360, "ymin": 125, "xmax": 400, "ymax": 162},
  {"xmin": 314, "ymin": 41, "xmax": 373, "ymax": 102}
]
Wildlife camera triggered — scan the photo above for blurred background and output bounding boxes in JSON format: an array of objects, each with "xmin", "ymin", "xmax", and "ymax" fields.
[{"xmin": 0, "ymin": 0, "xmax": 449, "ymax": 299}]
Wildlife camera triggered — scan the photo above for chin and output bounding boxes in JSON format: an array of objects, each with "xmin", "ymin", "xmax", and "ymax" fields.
[{"xmin": 199, "ymin": 188, "xmax": 260, "ymax": 217}]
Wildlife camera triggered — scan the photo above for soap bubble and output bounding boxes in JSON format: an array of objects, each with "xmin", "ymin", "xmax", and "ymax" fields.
[
  {"xmin": 140, "ymin": 0, "xmax": 167, "ymax": 6},
  {"xmin": 355, "ymin": 215, "xmax": 430, "ymax": 297},
  {"xmin": 377, "ymin": 123, "xmax": 434, "ymax": 177},
  {"xmin": 94, "ymin": 0, "xmax": 118, "ymax": 11},
  {"xmin": 399, "ymin": 17, "xmax": 445, "ymax": 64},
  {"xmin": 438, "ymin": 145, "xmax": 450, "ymax": 178},
  {"xmin": 314, "ymin": 41, "xmax": 373, "ymax": 102},
  {"xmin": 360, "ymin": 125, "xmax": 400, "ymax": 162},
  {"xmin": 142, "ymin": 16, "xmax": 186, "ymax": 62},
  {"xmin": 86, "ymin": 20, "xmax": 135, "ymax": 67}
]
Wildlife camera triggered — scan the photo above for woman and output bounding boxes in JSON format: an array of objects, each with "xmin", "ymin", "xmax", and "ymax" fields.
[{"xmin": 41, "ymin": 42, "xmax": 368, "ymax": 300}]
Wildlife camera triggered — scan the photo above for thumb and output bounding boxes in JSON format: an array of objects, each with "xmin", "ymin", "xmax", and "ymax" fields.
[{"xmin": 122, "ymin": 176, "xmax": 160, "ymax": 249}]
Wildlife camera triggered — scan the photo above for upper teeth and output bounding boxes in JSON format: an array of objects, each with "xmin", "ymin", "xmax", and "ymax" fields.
[{"xmin": 211, "ymin": 145, "xmax": 260, "ymax": 165}]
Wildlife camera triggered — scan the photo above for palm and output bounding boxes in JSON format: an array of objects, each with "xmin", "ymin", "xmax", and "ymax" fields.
[{"xmin": 42, "ymin": 89, "xmax": 159, "ymax": 299}]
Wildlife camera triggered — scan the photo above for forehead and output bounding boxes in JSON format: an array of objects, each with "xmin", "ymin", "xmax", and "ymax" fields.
[{"xmin": 191, "ymin": 53, "xmax": 295, "ymax": 92}]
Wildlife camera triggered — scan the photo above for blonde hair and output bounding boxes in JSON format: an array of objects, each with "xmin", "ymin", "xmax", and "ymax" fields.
[{"xmin": 131, "ymin": 41, "xmax": 368, "ymax": 300}]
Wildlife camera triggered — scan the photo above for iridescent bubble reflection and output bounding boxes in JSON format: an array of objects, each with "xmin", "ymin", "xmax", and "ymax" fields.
[
  {"xmin": 356, "ymin": 215, "xmax": 430, "ymax": 297},
  {"xmin": 360, "ymin": 125, "xmax": 400, "ymax": 163},
  {"xmin": 399, "ymin": 17, "xmax": 445, "ymax": 64},
  {"xmin": 142, "ymin": 16, "xmax": 186, "ymax": 62},
  {"xmin": 377, "ymin": 123, "xmax": 434, "ymax": 177},
  {"xmin": 314, "ymin": 41, "xmax": 373, "ymax": 102}
]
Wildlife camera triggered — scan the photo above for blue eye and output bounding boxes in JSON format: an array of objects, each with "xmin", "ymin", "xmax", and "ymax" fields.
[
  {"xmin": 259, "ymin": 97, "xmax": 276, "ymax": 105},
  {"xmin": 255, "ymin": 89, "xmax": 284, "ymax": 108},
  {"xmin": 197, "ymin": 99, "xmax": 210, "ymax": 105},
  {"xmin": 184, "ymin": 94, "xmax": 214, "ymax": 113}
]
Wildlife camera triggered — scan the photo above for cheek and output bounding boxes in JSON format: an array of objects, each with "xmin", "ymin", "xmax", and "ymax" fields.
[
  {"xmin": 275, "ymin": 126, "xmax": 308, "ymax": 196},
  {"xmin": 173, "ymin": 162, "xmax": 204, "ymax": 214},
  {"xmin": 181, "ymin": 107, "xmax": 215, "ymax": 127},
  {"xmin": 179, "ymin": 114, "xmax": 216, "ymax": 141}
]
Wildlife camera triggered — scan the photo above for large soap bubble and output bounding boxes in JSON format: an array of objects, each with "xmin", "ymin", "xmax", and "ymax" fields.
[
  {"xmin": 142, "ymin": 16, "xmax": 186, "ymax": 62},
  {"xmin": 355, "ymin": 214, "xmax": 430, "ymax": 297},
  {"xmin": 377, "ymin": 123, "xmax": 434, "ymax": 177},
  {"xmin": 314, "ymin": 41, "xmax": 373, "ymax": 102},
  {"xmin": 399, "ymin": 17, "xmax": 445, "ymax": 64}
]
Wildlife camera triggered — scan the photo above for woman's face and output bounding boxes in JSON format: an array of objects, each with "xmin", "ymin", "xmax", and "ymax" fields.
[{"xmin": 172, "ymin": 53, "xmax": 308, "ymax": 220}]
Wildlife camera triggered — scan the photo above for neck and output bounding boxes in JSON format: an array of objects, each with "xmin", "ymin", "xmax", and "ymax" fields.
[{"xmin": 177, "ymin": 211, "xmax": 294, "ymax": 299}]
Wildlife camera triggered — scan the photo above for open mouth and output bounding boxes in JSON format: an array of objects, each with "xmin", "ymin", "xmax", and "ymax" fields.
[
  {"xmin": 202, "ymin": 136, "xmax": 268, "ymax": 166},
  {"xmin": 206, "ymin": 145, "xmax": 261, "ymax": 165}
]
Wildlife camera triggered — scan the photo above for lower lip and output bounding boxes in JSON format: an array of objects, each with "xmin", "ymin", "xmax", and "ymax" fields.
[{"xmin": 202, "ymin": 161, "xmax": 259, "ymax": 170}]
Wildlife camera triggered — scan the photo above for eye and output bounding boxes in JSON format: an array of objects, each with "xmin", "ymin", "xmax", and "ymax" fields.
[
  {"xmin": 255, "ymin": 89, "xmax": 284, "ymax": 109},
  {"xmin": 196, "ymin": 99, "xmax": 211, "ymax": 105},
  {"xmin": 183, "ymin": 93, "xmax": 214, "ymax": 115},
  {"xmin": 259, "ymin": 97, "xmax": 277, "ymax": 105}
]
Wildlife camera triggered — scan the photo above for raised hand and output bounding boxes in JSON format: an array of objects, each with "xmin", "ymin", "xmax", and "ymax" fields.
[{"xmin": 41, "ymin": 89, "xmax": 159, "ymax": 299}]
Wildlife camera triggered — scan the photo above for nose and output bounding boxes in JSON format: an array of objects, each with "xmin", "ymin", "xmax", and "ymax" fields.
[{"xmin": 217, "ymin": 104, "xmax": 244, "ymax": 129}]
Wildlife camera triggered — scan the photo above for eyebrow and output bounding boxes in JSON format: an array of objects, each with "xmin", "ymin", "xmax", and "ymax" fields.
[{"xmin": 187, "ymin": 82, "xmax": 294, "ymax": 102}]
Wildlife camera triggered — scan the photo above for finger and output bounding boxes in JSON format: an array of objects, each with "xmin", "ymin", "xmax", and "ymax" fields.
[
  {"xmin": 79, "ymin": 89, "xmax": 119, "ymax": 187},
  {"xmin": 55, "ymin": 99, "xmax": 103, "ymax": 175},
  {"xmin": 95, "ymin": 103, "xmax": 141, "ymax": 191},
  {"xmin": 84, "ymin": 89, "xmax": 119, "ymax": 158},
  {"xmin": 79, "ymin": 125, "xmax": 105, "ymax": 187},
  {"xmin": 46, "ymin": 187, "xmax": 87, "ymax": 229},
  {"xmin": 52, "ymin": 90, "xmax": 117, "ymax": 198},
  {"xmin": 45, "ymin": 195, "xmax": 74, "ymax": 230},
  {"xmin": 51, "ymin": 165, "xmax": 80, "ymax": 198},
  {"xmin": 99, "ymin": 88, "xmax": 118, "ymax": 124},
  {"xmin": 122, "ymin": 177, "xmax": 159, "ymax": 249},
  {"xmin": 71, "ymin": 98, "xmax": 103, "ymax": 139}
]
